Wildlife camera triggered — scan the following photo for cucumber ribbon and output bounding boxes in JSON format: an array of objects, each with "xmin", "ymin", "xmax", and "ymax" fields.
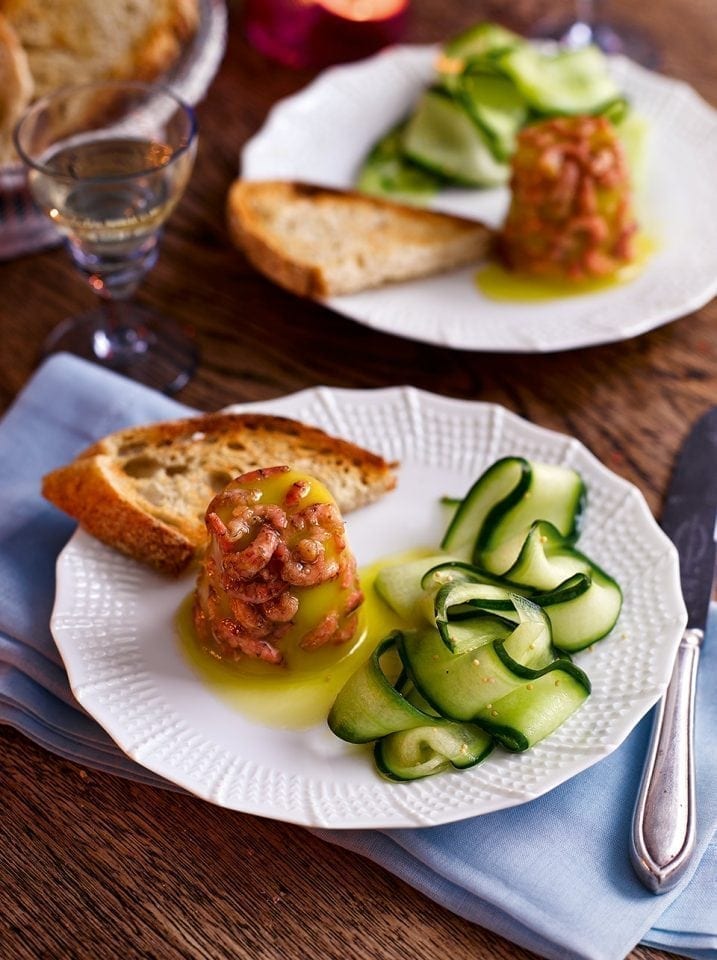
[{"xmin": 329, "ymin": 456, "xmax": 621, "ymax": 780}]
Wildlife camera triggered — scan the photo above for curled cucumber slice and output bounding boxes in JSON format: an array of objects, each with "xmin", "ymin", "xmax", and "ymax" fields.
[
  {"xmin": 397, "ymin": 595, "xmax": 590, "ymax": 751},
  {"xmin": 402, "ymin": 89, "xmax": 509, "ymax": 188},
  {"xmin": 442, "ymin": 21, "xmax": 524, "ymax": 61},
  {"xmin": 457, "ymin": 72, "xmax": 528, "ymax": 161},
  {"xmin": 442, "ymin": 457, "xmax": 584, "ymax": 565},
  {"xmin": 375, "ymin": 721, "xmax": 493, "ymax": 781},
  {"xmin": 356, "ymin": 122, "xmax": 442, "ymax": 201},
  {"xmin": 499, "ymin": 44, "xmax": 623, "ymax": 116},
  {"xmin": 327, "ymin": 634, "xmax": 432, "ymax": 743}
]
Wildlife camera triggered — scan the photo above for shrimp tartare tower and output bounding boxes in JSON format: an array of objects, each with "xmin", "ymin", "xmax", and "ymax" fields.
[
  {"xmin": 193, "ymin": 466, "xmax": 363, "ymax": 665},
  {"xmin": 499, "ymin": 115, "xmax": 637, "ymax": 281}
]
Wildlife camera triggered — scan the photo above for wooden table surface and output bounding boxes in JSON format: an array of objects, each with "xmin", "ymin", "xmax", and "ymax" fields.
[{"xmin": 2, "ymin": 1, "xmax": 715, "ymax": 958}]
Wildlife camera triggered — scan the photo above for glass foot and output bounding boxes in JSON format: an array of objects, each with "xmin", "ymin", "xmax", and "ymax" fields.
[{"xmin": 42, "ymin": 303, "xmax": 199, "ymax": 395}]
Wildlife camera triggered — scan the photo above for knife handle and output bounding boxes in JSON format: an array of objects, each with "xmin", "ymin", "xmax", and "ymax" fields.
[{"xmin": 630, "ymin": 627, "xmax": 702, "ymax": 893}]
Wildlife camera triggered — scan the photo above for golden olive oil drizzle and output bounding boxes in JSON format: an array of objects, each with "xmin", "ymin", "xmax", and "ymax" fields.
[{"xmin": 175, "ymin": 548, "xmax": 429, "ymax": 729}]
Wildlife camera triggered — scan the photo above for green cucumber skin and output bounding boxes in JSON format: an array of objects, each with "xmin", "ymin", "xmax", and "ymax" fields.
[
  {"xmin": 397, "ymin": 626, "xmax": 520, "ymax": 722},
  {"xmin": 498, "ymin": 44, "xmax": 622, "ymax": 117},
  {"xmin": 441, "ymin": 457, "xmax": 530, "ymax": 560},
  {"xmin": 402, "ymin": 88, "xmax": 510, "ymax": 188},
  {"xmin": 421, "ymin": 559, "xmax": 536, "ymax": 593},
  {"xmin": 431, "ymin": 568, "xmax": 620, "ymax": 651},
  {"xmin": 442, "ymin": 22, "xmax": 523, "ymax": 60},
  {"xmin": 327, "ymin": 634, "xmax": 432, "ymax": 744},
  {"xmin": 474, "ymin": 670, "xmax": 590, "ymax": 751},
  {"xmin": 374, "ymin": 722, "xmax": 494, "ymax": 781},
  {"xmin": 501, "ymin": 522, "xmax": 623, "ymax": 649},
  {"xmin": 442, "ymin": 457, "xmax": 585, "ymax": 571},
  {"xmin": 356, "ymin": 120, "xmax": 444, "ymax": 201},
  {"xmin": 397, "ymin": 617, "xmax": 590, "ymax": 726},
  {"xmin": 478, "ymin": 464, "xmax": 586, "ymax": 562}
]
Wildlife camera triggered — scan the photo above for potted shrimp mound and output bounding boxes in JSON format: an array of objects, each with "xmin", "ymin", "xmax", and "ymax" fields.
[
  {"xmin": 193, "ymin": 466, "xmax": 363, "ymax": 667},
  {"xmin": 499, "ymin": 115, "xmax": 637, "ymax": 281}
]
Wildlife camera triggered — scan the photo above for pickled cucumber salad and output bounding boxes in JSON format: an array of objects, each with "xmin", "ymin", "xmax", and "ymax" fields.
[
  {"xmin": 356, "ymin": 22, "xmax": 633, "ymax": 200},
  {"xmin": 328, "ymin": 457, "xmax": 623, "ymax": 782}
]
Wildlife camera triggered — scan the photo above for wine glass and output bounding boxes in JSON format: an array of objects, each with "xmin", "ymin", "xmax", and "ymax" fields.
[
  {"xmin": 532, "ymin": 0, "xmax": 659, "ymax": 68},
  {"xmin": 14, "ymin": 80, "xmax": 199, "ymax": 394}
]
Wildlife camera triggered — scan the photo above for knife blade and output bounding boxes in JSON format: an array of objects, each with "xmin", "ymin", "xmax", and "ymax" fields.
[{"xmin": 630, "ymin": 406, "xmax": 717, "ymax": 893}]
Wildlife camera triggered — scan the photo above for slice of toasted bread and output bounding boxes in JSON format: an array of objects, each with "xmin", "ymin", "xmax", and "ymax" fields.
[
  {"xmin": 227, "ymin": 179, "xmax": 493, "ymax": 298},
  {"xmin": 2, "ymin": 0, "xmax": 199, "ymax": 99},
  {"xmin": 0, "ymin": 12, "xmax": 32, "ymax": 164},
  {"xmin": 42, "ymin": 412, "xmax": 398, "ymax": 576}
]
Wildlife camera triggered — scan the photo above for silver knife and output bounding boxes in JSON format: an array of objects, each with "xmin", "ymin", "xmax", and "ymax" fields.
[{"xmin": 630, "ymin": 406, "xmax": 717, "ymax": 894}]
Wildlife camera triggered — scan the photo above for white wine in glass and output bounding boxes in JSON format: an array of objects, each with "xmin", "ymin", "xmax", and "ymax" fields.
[{"xmin": 15, "ymin": 81, "xmax": 199, "ymax": 393}]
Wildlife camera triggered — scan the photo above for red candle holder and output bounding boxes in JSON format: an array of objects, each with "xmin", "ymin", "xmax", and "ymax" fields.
[{"xmin": 244, "ymin": 0, "xmax": 411, "ymax": 70}]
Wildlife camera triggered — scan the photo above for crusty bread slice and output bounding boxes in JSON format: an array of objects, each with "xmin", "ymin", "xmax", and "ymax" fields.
[
  {"xmin": 227, "ymin": 179, "xmax": 493, "ymax": 298},
  {"xmin": 42, "ymin": 412, "xmax": 398, "ymax": 576},
  {"xmin": 2, "ymin": 0, "xmax": 199, "ymax": 99},
  {"xmin": 0, "ymin": 11, "xmax": 32, "ymax": 164}
]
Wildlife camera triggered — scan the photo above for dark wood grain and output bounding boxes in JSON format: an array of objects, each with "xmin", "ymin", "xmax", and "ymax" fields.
[{"xmin": 1, "ymin": 1, "xmax": 715, "ymax": 958}]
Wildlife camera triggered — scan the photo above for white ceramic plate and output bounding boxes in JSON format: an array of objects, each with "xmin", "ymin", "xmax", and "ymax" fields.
[
  {"xmin": 50, "ymin": 387, "xmax": 686, "ymax": 828},
  {"xmin": 242, "ymin": 46, "xmax": 717, "ymax": 352}
]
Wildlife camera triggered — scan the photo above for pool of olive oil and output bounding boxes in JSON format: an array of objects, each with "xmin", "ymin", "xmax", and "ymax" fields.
[
  {"xmin": 176, "ymin": 549, "xmax": 427, "ymax": 729},
  {"xmin": 476, "ymin": 234, "xmax": 657, "ymax": 303}
]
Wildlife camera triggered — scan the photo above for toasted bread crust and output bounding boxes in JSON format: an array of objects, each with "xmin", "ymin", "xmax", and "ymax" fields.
[
  {"xmin": 227, "ymin": 179, "xmax": 493, "ymax": 298},
  {"xmin": 0, "ymin": 12, "xmax": 32, "ymax": 163},
  {"xmin": 43, "ymin": 458, "xmax": 195, "ymax": 576},
  {"xmin": 43, "ymin": 412, "xmax": 398, "ymax": 576},
  {"xmin": 228, "ymin": 185, "xmax": 328, "ymax": 297},
  {"xmin": 1, "ymin": 0, "xmax": 199, "ymax": 99}
]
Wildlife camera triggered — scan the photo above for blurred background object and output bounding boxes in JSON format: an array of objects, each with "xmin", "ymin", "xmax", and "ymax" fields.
[
  {"xmin": 243, "ymin": 0, "xmax": 410, "ymax": 69},
  {"xmin": 531, "ymin": 0, "xmax": 659, "ymax": 67}
]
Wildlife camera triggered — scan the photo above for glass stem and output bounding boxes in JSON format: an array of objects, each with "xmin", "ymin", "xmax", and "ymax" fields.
[
  {"xmin": 69, "ymin": 232, "xmax": 161, "ymax": 302},
  {"xmin": 66, "ymin": 234, "xmax": 162, "ymax": 363}
]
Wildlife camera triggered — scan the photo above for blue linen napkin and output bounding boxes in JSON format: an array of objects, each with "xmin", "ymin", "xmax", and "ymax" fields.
[{"xmin": 1, "ymin": 353, "xmax": 715, "ymax": 960}]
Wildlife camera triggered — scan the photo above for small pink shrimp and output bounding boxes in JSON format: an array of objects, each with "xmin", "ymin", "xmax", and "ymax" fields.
[
  {"xmin": 222, "ymin": 523, "xmax": 282, "ymax": 580},
  {"xmin": 280, "ymin": 550, "xmax": 339, "ymax": 587},
  {"xmin": 262, "ymin": 590, "xmax": 299, "ymax": 623},
  {"xmin": 228, "ymin": 566, "xmax": 287, "ymax": 603},
  {"xmin": 227, "ymin": 595, "xmax": 272, "ymax": 637},
  {"xmin": 300, "ymin": 612, "xmax": 340, "ymax": 650},
  {"xmin": 212, "ymin": 618, "xmax": 283, "ymax": 665},
  {"xmin": 284, "ymin": 479, "xmax": 311, "ymax": 506},
  {"xmin": 290, "ymin": 502, "xmax": 345, "ymax": 545}
]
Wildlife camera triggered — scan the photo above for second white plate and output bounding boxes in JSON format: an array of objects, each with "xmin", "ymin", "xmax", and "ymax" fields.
[{"xmin": 242, "ymin": 45, "xmax": 717, "ymax": 352}]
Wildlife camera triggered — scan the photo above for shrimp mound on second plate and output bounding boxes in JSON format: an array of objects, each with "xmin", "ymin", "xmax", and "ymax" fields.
[
  {"xmin": 499, "ymin": 115, "xmax": 637, "ymax": 281},
  {"xmin": 193, "ymin": 466, "xmax": 363, "ymax": 666}
]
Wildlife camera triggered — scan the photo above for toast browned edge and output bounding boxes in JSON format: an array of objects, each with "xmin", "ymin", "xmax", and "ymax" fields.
[
  {"xmin": 227, "ymin": 180, "xmax": 331, "ymax": 297},
  {"xmin": 226, "ymin": 178, "xmax": 493, "ymax": 299},
  {"xmin": 42, "ymin": 411, "xmax": 398, "ymax": 577}
]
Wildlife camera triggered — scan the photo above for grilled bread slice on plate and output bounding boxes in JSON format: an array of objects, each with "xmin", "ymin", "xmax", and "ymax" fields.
[
  {"xmin": 227, "ymin": 179, "xmax": 493, "ymax": 298},
  {"xmin": 0, "ymin": 12, "xmax": 32, "ymax": 163},
  {"xmin": 43, "ymin": 412, "xmax": 398, "ymax": 576},
  {"xmin": 2, "ymin": 0, "xmax": 199, "ymax": 100}
]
